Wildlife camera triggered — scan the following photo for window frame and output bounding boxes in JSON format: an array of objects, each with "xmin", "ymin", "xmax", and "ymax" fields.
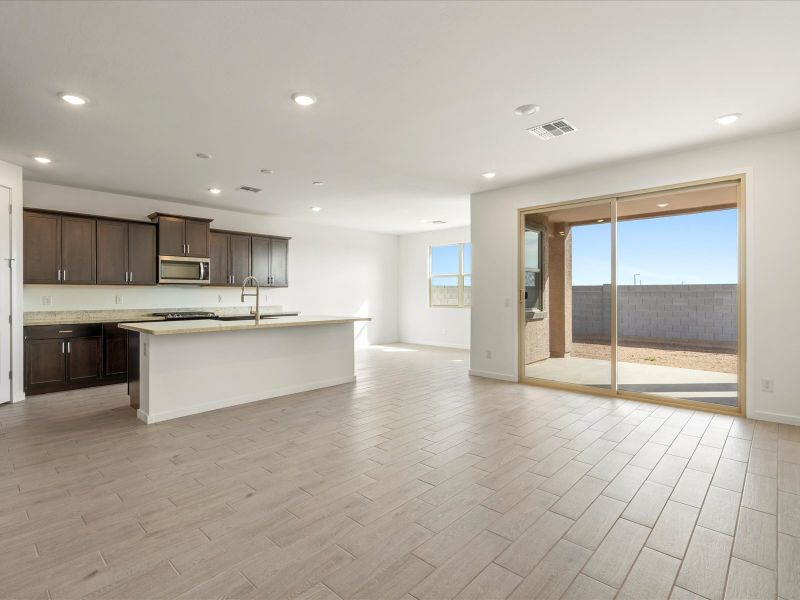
[
  {"xmin": 524, "ymin": 225, "xmax": 545, "ymax": 315},
  {"xmin": 429, "ymin": 242, "xmax": 471, "ymax": 308}
]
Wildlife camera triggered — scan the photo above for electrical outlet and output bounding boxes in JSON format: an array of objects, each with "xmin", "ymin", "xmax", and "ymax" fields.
[
  {"xmin": 761, "ymin": 379, "xmax": 774, "ymax": 393},
  {"xmin": 486, "ymin": 350, "xmax": 492, "ymax": 359},
  {"xmin": 42, "ymin": 295, "xmax": 52, "ymax": 306},
  {"xmin": 115, "ymin": 295, "xmax": 123, "ymax": 305}
]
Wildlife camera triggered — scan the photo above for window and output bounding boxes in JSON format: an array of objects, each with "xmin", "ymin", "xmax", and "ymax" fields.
[
  {"xmin": 430, "ymin": 243, "xmax": 471, "ymax": 307},
  {"xmin": 524, "ymin": 227, "xmax": 543, "ymax": 312}
]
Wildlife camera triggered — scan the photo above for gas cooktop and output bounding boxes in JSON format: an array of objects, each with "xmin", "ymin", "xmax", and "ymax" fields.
[{"xmin": 151, "ymin": 311, "xmax": 217, "ymax": 321}]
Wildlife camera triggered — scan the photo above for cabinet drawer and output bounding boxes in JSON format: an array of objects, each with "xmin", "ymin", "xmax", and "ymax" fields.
[{"xmin": 24, "ymin": 323, "xmax": 103, "ymax": 340}]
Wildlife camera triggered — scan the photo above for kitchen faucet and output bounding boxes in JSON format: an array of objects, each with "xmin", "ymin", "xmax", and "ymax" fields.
[{"xmin": 240, "ymin": 276, "xmax": 262, "ymax": 323}]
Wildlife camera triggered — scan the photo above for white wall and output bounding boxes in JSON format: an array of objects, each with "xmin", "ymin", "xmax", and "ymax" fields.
[
  {"xmin": 0, "ymin": 160, "xmax": 24, "ymax": 402},
  {"xmin": 471, "ymin": 128, "xmax": 800, "ymax": 425},
  {"xmin": 398, "ymin": 227, "xmax": 470, "ymax": 349},
  {"xmin": 23, "ymin": 181, "xmax": 399, "ymax": 346}
]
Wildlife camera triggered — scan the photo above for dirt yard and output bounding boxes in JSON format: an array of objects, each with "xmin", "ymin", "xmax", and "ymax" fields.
[{"xmin": 571, "ymin": 342, "xmax": 737, "ymax": 374}]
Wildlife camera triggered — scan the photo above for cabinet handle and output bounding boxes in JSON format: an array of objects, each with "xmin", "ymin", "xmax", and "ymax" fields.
[
  {"xmin": 57, "ymin": 269, "xmax": 61, "ymax": 281},
  {"xmin": 67, "ymin": 341, "xmax": 70, "ymax": 353},
  {"xmin": 125, "ymin": 271, "xmax": 129, "ymax": 283},
  {"xmin": 58, "ymin": 330, "xmax": 73, "ymax": 333},
  {"xmin": 130, "ymin": 271, "xmax": 134, "ymax": 283},
  {"xmin": 187, "ymin": 244, "xmax": 190, "ymax": 254},
  {"xmin": 63, "ymin": 269, "xmax": 67, "ymax": 281},
  {"xmin": 61, "ymin": 341, "xmax": 65, "ymax": 354}
]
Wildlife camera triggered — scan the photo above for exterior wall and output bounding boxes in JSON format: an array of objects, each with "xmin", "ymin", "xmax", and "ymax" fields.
[{"xmin": 572, "ymin": 284, "xmax": 737, "ymax": 347}]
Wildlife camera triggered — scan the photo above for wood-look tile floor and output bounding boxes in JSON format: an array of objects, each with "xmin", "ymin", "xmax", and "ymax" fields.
[{"xmin": 1, "ymin": 344, "xmax": 799, "ymax": 600}]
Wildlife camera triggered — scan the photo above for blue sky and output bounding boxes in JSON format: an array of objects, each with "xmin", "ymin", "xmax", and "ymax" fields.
[{"xmin": 573, "ymin": 208, "xmax": 738, "ymax": 285}]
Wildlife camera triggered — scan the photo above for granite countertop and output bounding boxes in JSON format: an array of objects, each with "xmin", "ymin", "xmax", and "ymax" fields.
[
  {"xmin": 119, "ymin": 315, "xmax": 370, "ymax": 336},
  {"xmin": 23, "ymin": 306, "xmax": 293, "ymax": 326}
]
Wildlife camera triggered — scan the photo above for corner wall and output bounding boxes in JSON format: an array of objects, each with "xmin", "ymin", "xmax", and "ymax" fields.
[
  {"xmin": 23, "ymin": 181, "xmax": 399, "ymax": 346},
  {"xmin": 471, "ymin": 128, "xmax": 800, "ymax": 425},
  {"xmin": 0, "ymin": 159, "xmax": 24, "ymax": 402},
  {"xmin": 398, "ymin": 226, "xmax": 470, "ymax": 349}
]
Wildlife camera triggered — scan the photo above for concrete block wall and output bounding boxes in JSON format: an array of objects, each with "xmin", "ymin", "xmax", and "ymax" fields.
[{"xmin": 572, "ymin": 284, "xmax": 737, "ymax": 345}]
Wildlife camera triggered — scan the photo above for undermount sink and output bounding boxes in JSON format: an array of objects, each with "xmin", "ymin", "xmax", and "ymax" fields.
[{"xmin": 216, "ymin": 315, "xmax": 280, "ymax": 321}]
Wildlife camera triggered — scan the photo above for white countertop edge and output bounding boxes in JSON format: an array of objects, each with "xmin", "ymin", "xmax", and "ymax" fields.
[{"xmin": 118, "ymin": 315, "xmax": 371, "ymax": 335}]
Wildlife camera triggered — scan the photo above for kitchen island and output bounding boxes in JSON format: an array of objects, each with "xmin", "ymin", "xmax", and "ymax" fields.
[{"xmin": 120, "ymin": 315, "xmax": 370, "ymax": 423}]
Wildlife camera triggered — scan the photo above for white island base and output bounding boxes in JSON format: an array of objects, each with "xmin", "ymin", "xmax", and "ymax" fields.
[{"xmin": 120, "ymin": 316, "xmax": 368, "ymax": 424}]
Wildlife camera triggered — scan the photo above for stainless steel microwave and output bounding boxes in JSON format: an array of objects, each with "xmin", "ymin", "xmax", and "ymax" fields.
[{"xmin": 158, "ymin": 255, "xmax": 211, "ymax": 285}]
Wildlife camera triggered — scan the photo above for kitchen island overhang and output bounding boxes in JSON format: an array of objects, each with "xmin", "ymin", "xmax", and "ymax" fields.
[{"xmin": 120, "ymin": 315, "xmax": 370, "ymax": 424}]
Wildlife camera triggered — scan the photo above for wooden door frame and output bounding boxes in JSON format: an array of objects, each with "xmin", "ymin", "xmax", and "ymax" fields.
[{"xmin": 517, "ymin": 174, "xmax": 747, "ymax": 417}]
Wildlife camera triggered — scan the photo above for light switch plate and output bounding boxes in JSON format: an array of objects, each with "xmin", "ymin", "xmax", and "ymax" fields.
[
  {"xmin": 115, "ymin": 295, "xmax": 123, "ymax": 305},
  {"xmin": 42, "ymin": 295, "xmax": 52, "ymax": 306}
]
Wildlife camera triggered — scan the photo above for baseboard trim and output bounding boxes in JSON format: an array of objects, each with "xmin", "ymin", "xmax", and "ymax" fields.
[
  {"xmin": 469, "ymin": 369, "xmax": 518, "ymax": 382},
  {"xmin": 400, "ymin": 339, "xmax": 470, "ymax": 350},
  {"xmin": 137, "ymin": 375, "xmax": 357, "ymax": 424},
  {"xmin": 748, "ymin": 409, "xmax": 800, "ymax": 427}
]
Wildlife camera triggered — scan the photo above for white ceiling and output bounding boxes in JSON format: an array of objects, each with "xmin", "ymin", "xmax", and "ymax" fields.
[{"xmin": 1, "ymin": 1, "xmax": 799, "ymax": 234}]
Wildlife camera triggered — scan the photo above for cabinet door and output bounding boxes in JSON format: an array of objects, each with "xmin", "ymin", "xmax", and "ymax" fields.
[
  {"xmin": 67, "ymin": 337, "xmax": 102, "ymax": 383},
  {"xmin": 23, "ymin": 211, "xmax": 61, "ymax": 284},
  {"xmin": 269, "ymin": 238, "xmax": 288, "ymax": 286},
  {"xmin": 209, "ymin": 232, "xmax": 230, "ymax": 285},
  {"xmin": 229, "ymin": 234, "xmax": 251, "ymax": 285},
  {"xmin": 184, "ymin": 219, "xmax": 209, "ymax": 258},
  {"xmin": 250, "ymin": 236, "xmax": 271, "ymax": 286},
  {"xmin": 157, "ymin": 216, "xmax": 185, "ymax": 256},
  {"xmin": 128, "ymin": 223, "xmax": 157, "ymax": 285},
  {"xmin": 104, "ymin": 336, "xmax": 128, "ymax": 377},
  {"xmin": 61, "ymin": 216, "xmax": 96, "ymax": 284},
  {"xmin": 25, "ymin": 338, "xmax": 66, "ymax": 389},
  {"xmin": 96, "ymin": 219, "xmax": 128, "ymax": 285}
]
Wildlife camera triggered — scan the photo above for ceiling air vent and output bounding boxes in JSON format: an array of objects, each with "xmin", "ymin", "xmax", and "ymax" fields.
[
  {"xmin": 237, "ymin": 185, "xmax": 262, "ymax": 193},
  {"xmin": 526, "ymin": 118, "xmax": 578, "ymax": 140}
]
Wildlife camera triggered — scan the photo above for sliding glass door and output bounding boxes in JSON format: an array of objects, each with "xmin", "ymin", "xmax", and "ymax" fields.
[{"xmin": 519, "ymin": 177, "xmax": 743, "ymax": 413}]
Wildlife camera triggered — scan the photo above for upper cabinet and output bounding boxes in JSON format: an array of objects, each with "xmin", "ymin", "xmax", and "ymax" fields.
[
  {"xmin": 149, "ymin": 213, "xmax": 211, "ymax": 258},
  {"xmin": 96, "ymin": 219, "xmax": 157, "ymax": 285},
  {"xmin": 251, "ymin": 235, "xmax": 289, "ymax": 287},
  {"xmin": 24, "ymin": 211, "xmax": 95, "ymax": 284}
]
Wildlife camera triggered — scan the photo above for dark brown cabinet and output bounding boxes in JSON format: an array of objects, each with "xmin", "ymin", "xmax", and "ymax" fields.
[
  {"xmin": 24, "ymin": 323, "xmax": 127, "ymax": 395},
  {"xmin": 24, "ymin": 211, "xmax": 95, "ymax": 284},
  {"xmin": 210, "ymin": 231, "xmax": 252, "ymax": 286},
  {"xmin": 97, "ymin": 219, "xmax": 157, "ymax": 285},
  {"xmin": 149, "ymin": 213, "xmax": 211, "ymax": 258},
  {"xmin": 252, "ymin": 235, "xmax": 289, "ymax": 287}
]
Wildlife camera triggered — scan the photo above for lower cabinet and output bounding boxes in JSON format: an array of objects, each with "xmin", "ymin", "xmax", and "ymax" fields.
[{"xmin": 24, "ymin": 323, "xmax": 128, "ymax": 395}]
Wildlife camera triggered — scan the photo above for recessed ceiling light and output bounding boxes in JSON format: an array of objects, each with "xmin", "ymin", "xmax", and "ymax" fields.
[
  {"xmin": 59, "ymin": 93, "xmax": 88, "ymax": 105},
  {"xmin": 597, "ymin": 219, "xmax": 604, "ymax": 223},
  {"xmin": 715, "ymin": 113, "xmax": 741, "ymax": 126},
  {"xmin": 208, "ymin": 188, "xmax": 221, "ymax": 195},
  {"xmin": 260, "ymin": 169, "xmax": 273, "ymax": 175},
  {"xmin": 656, "ymin": 202, "xmax": 669, "ymax": 208},
  {"xmin": 481, "ymin": 172, "xmax": 496, "ymax": 179},
  {"xmin": 34, "ymin": 156, "xmax": 52, "ymax": 164},
  {"xmin": 292, "ymin": 93, "xmax": 317, "ymax": 106},
  {"xmin": 420, "ymin": 219, "xmax": 428, "ymax": 223},
  {"xmin": 312, "ymin": 181, "xmax": 324, "ymax": 186},
  {"xmin": 195, "ymin": 152, "xmax": 211, "ymax": 159},
  {"xmin": 514, "ymin": 104, "xmax": 540, "ymax": 116},
  {"xmin": 311, "ymin": 206, "xmax": 322, "ymax": 212},
  {"xmin": 431, "ymin": 220, "xmax": 447, "ymax": 225}
]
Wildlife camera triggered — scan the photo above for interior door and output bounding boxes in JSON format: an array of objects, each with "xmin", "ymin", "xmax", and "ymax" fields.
[
  {"xmin": 127, "ymin": 223, "xmax": 157, "ymax": 284},
  {"xmin": 61, "ymin": 215, "xmax": 96, "ymax": 284},
  {"xmin": 229, "ymin": 234, "xmax": 251, "ymax": 285},
  {"xmin": 209, "ymin": 232, "xmax": 230, "ymax": 285},
  {"xmin": 96, "ymin": 219, "xmax": 128, "ymax": 284},
  {"xmin": 1, "ymin": 187, "xmax": 11, "ymax": 403},
  {"xmin": 269, "ymin": 238, "xmax": 288, "ymax": 286},
  {"xmin": 23, "ymin": 211, "xmax": 61, "ymax": 284},
  {"xmin": 184, "ymin": 219, "xmax": 209, "ymax": 258}
]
